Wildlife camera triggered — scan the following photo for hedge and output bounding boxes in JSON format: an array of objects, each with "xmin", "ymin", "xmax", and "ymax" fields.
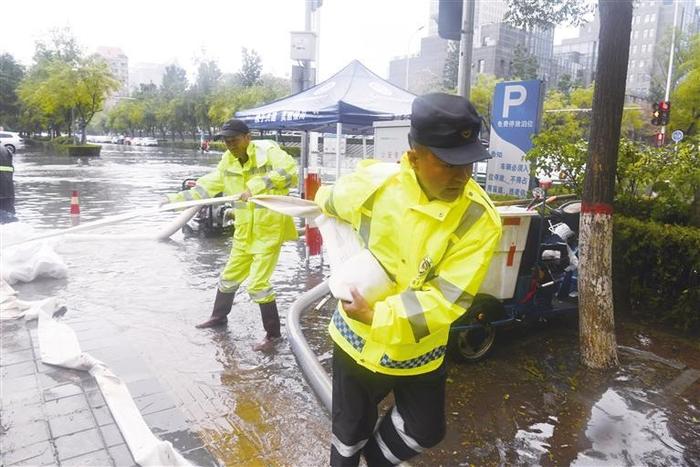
[{"xmin": 613, "ymin": 215, "xmax": 700, "ymax": 333}]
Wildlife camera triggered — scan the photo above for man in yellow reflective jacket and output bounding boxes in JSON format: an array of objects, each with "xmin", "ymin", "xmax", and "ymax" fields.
[
  {"xmin": 315, "ymin": 93, "xmax": 502, "ymax": 466},
  {"xmin": 163, "ymin": 119, "xmax": 298, "ymax": 350}
]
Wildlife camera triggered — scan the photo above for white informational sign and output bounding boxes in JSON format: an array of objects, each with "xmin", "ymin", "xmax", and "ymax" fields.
[
  {"xmin": 323, "ymin": 133, "xmax": 347, "ymax": 154},
  {"xmin": 671, "ymin": 130, "xmax": 684, "ymax": 143},
  {"xmin": 486, "ymin": 80, "xmax": 544, "ymax": 197},
  {"xmin": 373, "ymin": 120, "xmax": 410, "ymax": 163}
]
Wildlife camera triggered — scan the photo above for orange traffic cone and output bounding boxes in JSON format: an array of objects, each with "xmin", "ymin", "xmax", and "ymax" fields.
[{"xmin": 70, "ymin": 191, "xmax": 80, "ymax": 215}]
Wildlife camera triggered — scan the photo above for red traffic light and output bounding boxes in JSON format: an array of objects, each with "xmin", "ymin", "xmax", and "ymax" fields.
[{"xmin": 659, "ymin": 101, "xmax": 670, "ymax": 111}]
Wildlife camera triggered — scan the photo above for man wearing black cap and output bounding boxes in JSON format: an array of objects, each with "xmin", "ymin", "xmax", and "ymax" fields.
[
  {"xmin": 162, "ymin": 118, "xmax": 298, "ymax": 351},
  {"xmin": 315, "ymin": 93, "xmax": 502, "ymax": 466}
]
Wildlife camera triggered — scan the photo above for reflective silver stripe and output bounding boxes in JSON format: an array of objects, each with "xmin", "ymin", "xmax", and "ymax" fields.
[
  {"xmin": 454, "ymin": 202, "xmax": 485, "ymax": 240},
  {"xmin": 374, "ymin": 431, "xmax": 402, "ymax": 464},
  {"xmin": 182, "ymin": 190, "xmax": 194, "ymax": 201},
  {"xmin": 358, "ymin": 192, "xmax": 377, "ymax": 247},
  {"xmin": 331, "ymin": 434, "xmax": 367, "ymax": 458},
  {"xmin": 401, "ymin": 290, "xmax": 429, "ymax": 342},
  {"xmin": 224, "ymin": 170, "xmax": 242, "ymax": 176},
  {"xmin": 456, "ymin": 293, "xmax": 474, "ymax": 310},
  {"xmin": 390, "ymin": 407, "xmax": 425, "ymax": 453},
  {"xmin": 218, "ymin": 279, "xmax": 240, "ymax": 293},
  {"xmin": 250, "ymin": 288, "xmax": 274, "ymax": 301},
  {"xmin": 193, "ymin": 185, "xmax": 209, "ymax": 198},
  {"xmin": 262, "ymin": 176, "xmax": 274, "ymax": 189},
  {"xmin": 431, "ymin": 276, "xmax": 473, "ymax": 307},
  {"xmin": 0, "ymin": 166, "xmax": 13, "ymax": 172},
  {"xmin": 275, "ymin": 168, "xmax": 292, "ymax": 187}
]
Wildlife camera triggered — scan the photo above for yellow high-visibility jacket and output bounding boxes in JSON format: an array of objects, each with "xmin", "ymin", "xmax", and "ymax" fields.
[
  {"xmin": 167, "ymin": 140, "xmax": 298, "ymax": 253},
  {"xmin": 315, "ymin": 155, "xmax": 502, "ymax": 375}
]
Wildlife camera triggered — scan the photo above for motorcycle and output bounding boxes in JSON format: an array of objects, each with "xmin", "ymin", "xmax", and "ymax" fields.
[
  {"xmin": 179, "ymin": 179, "xmax": 235, "ymax": 238},
  {"xmin": 448, "ymin": 191, "xmax": 581, "ymax": 362}
]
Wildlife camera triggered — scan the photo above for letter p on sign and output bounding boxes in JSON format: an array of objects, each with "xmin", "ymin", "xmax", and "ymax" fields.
[{"xmin": 503, "ymin": 85, "xmax": 527, "ymax": 118}]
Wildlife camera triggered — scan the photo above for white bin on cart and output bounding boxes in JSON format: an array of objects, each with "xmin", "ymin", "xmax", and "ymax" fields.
[{"xmin": 479, "ymin": 206, "xmax": 539, "ymax": 299}]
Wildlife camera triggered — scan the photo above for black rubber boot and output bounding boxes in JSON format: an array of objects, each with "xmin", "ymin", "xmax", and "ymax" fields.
[
  {"xmin": 195, "ymin": 290, "xmax": 235, "ymax": 329},
  {"xmin": 253, "ymin": 301, "xmax": 282, "ymax": 351}
]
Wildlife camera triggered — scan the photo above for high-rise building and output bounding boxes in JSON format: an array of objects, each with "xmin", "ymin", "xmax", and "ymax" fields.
[
  {"xmin": 96, "ymin": 46, "xmax": 129, "ymax": 97},
  {"xmin": 553, "ymin": 0, "xmax": 698, "ymax": 100},
  {"xmin": 129, "ymin": 62, "xmax": 167, "ymax": 93},
  {"xmin": 389, "ymin": 0, "xmax": 554, "ymax": 93}
]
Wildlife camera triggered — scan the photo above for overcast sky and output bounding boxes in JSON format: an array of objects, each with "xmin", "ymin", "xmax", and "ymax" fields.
[{"xmin": 4, "ymin": 0, "xmax": 597, "ymax": 82}]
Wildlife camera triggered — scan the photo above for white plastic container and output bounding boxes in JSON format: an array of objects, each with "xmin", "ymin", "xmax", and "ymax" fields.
[{"xmin": 479, "ymin": 206, "xmax": 539, "ymax": 299}]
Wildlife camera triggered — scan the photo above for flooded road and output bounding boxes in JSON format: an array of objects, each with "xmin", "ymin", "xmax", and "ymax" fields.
[{"xmin": 8, "ymin": 145, "xmax": 700, "ymax": 466}]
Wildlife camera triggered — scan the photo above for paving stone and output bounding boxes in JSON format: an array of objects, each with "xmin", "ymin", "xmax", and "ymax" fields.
[
  {"xmin": 43, "ymin": 393, "xmax": 89, "ymax": 418},
  {"xmin": 37, "ymin": 367, "xmax": 91, "ymax": 388},
  {"xmin": 182, "ymin": 446, "xmax": 221, "ymax": 467},
  {"xmin": 0, "ymin": 402, "xmax": 44, "ymax": 429},
  {"xmin": 93, "ymin": 404, "xmax": 116, "ymax": 426},
  {"xmin": 0, "ymin": 419, "xmax": 50, "ymax": 452},
  {"xmin": 1, "ymin": 374, "xmax": 38, "ymax": 396},
  {"xmin": 99, "ymin": 423, "xmax": 125, "ymax": 447},
  {"xmin": 1, "ymin": 331, "xmax": 33, "ymax": 352},
  {"xmin": 1, "ymin": 388, "xmax": 42, "ymax": 410},
  {"xmin": 2, "ymin": 440, "xmax": 55, "ymax": 466},
  {"xmin": 55, "ymin": 427, "xmax": 105, "ymax": 461},
  {"xmin": 103, "ymin": 358, "xmax": 152, "ymax": 383},
  {"xmin": 0, "ymin": 349, "xmax": 34, "ymax": 367},
  {"xmin": 108, "ymin": 444, "xmax": 137, "ymax": 467},
  {"xmin": 43, "ymin": 383, "xmax": 82, "ymax": 402},
  {"xmin": 0, "ymin": 360, "xmax": 36, "ymax": 379},
  {"xmin": 143, "ymin": 407, "xmax": 189, "ymax": 434},
  {"xmin": 49, "ymin": 409, "xmax": 96, "ymax": 437},
  {"xmin": 134, "ymin": 391, "xmax": 177, "ymax": 415},
  {"xmin": 85, "ymin": 389, "xmax": 107, "ymax": 408},
  {"xmin": 60, "ymin": 448, "xmax": 114, "ymax": 466}
]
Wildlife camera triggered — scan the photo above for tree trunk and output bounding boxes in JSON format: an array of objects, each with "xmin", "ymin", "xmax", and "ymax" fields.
[{"xmin": 578, "ymin": 0, "xmax": 633, "ymax": 369}]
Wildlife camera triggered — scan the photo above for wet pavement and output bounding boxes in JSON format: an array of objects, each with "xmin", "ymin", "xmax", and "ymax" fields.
[{"xmin": 2, "ymin": 145, "xmax": 699, "ymax": 466}]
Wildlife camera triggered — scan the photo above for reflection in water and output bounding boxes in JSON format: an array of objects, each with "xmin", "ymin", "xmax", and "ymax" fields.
[{"xmin": 573, "ymin": 388, "xmax": 684, "ymax": 466}]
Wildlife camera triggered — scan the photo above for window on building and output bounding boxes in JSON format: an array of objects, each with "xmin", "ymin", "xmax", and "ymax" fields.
[
  {"xmin": 641, "ymin": 44, "xmax": 646, "ymax": 53},
  {"xmin": 639, "ymin": 60, "xmax": 645, "ymax": 68},
  {"xmin": 478, "ymin": 59, "xmax": 485, "ymax": 73},
  {"xmin": 630, "ymin": 60, "xmax": 636, "ymax": 68},
  {"xmin": 644, "ymin": 14, "xmax": 650, "ymax": 23},
  {"xmin": 650, "ymin": 13, "xmax": 656, "ymax": 22},
  {"xmin": 643, "ymin": 30, "xmax": 648, "ymax": 39},
  {"xmin": 632, "ymin": 45, "xmax": 638, "ymax": 54}
]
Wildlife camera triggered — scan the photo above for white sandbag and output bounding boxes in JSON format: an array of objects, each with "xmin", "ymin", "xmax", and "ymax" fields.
[
  {"xmin": 246, "ymin": 195, "xmax": 396, "ymax": 305},
  {"xmin": 1, "ymin": 223, "xmax": 67, "ymax": 284}
]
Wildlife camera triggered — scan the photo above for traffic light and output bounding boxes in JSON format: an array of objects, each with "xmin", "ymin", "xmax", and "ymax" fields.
[
  {"xmin": 438, "ymin": 0, "xmax": 463, "ymax": 41},
  {"xmin": 659, "ymin": 100, "xmax": 671, "ymax": 125},
  {"xmin": 651, "ymin": 102, "xmax": 661, "ymax": 126},
  {"xmin": 651, "ymin": 101, "xmax": 671, "ymax": 126}
]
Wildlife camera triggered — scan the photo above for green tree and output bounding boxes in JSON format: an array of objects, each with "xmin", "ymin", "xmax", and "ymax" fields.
[
  {"xmin": 556, "ymin": 73, "xmax": 573, "ymax": 95},
  {"xmin": 507, "ymin": 0, "xmax": 631, "ymax": 369},
  {"xmin": 510, "ymin": 44, "xmax": 539, "ymax": 80},
  {"xmin": 648, "ymin": 30, "xmax": 694, "ymax": 103},
  {"xmin": 0, "ymin": 54, "xmax": 26, "ymax": 130},
  {"xmin": 33, "ymin": 27, "xmax": 82, "ymax": 66},
  {"xmin": 161, "ymin": 64, "xmax": 189, "ymax": 99},
  {"xmin": 238, "ymin": 48, "xmax": 262, "ymax": 87},
  {"xmin": 670, "ymin": 34, "xmax": 700, "ymax": 135},
  {"xmin": 72, "ymin": 56, "xmax": 120, "ymax": 143}
]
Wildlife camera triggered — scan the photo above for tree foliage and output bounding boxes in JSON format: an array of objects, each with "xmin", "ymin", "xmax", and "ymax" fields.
[
  {"xmin": 510, "ymin": 44, "xmax": 539, "ymax": 80},
  {"xmin": 442, "ymin": 41, "xmax": 459, "ymax": 90},
  {"xmin": 0, "ymin": 54, "xmax": 26, "ymax": 129},
  {"xmin": 238, "ymin": 48, "xmax": 262, "ymax": 87},
  {"xmin": 670, "ymin": 34, "xmax": 700, "ymax": 135},
  {"xmin": 504, "ymin": 0, "xmax": 592, "ymax": 30}
]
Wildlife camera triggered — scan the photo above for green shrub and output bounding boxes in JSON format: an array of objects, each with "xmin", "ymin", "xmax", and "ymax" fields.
[{"xmin": 613, "ymin": 215, "xmax": 700, "ymax": 333}]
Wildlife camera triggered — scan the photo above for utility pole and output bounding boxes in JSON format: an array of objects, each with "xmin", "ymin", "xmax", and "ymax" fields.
[
  {"xmin": 457, "ymin": 0, "xmax": 475, "ymax": 98},
  {"xmin": 661, "ymin": 0, "xmax": 680, "ymax": 143}
]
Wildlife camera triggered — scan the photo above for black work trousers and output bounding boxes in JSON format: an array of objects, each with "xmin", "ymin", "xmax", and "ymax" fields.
[{"xmin": 330, "ymin": 344, "xmax": 447, "ymax": 467}]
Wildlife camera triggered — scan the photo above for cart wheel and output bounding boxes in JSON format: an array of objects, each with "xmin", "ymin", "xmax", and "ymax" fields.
[
  {"xmin": 449, "ymin": 324, "xmax": 496, "ymax": 362},
  {"xmin": 448, "ymin": 294, "xmax": 504, "ymax": 362}
]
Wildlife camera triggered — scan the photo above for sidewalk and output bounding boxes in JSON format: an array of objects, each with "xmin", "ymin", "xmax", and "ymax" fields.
[{"xmin": 0, "ymin": 318, "xmax": 219, "ymax": 466}]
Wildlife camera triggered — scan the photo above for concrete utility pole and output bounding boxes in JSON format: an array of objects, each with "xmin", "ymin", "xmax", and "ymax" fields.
[
  {"xmin": 457, "ymin": 0, "xmax": 475, "ymax": 99},
  {"xmin": 661, "ymin": 0, "xmax": 680, "ymax": 141}
]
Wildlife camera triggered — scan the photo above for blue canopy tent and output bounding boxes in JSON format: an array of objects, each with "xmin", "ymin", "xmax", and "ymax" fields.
[
  {"xmin": 236, "ymin": 60, "xmax": 415, "ymax": 182},
  {"xmin": 235, "ymin": 60, "xmax": 415, "ymax": 134}
]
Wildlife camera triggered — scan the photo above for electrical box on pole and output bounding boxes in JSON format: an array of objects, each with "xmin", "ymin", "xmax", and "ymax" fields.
[{"xmin": 438, "ymin": 0, "xmax": 462, "ymax": 41}]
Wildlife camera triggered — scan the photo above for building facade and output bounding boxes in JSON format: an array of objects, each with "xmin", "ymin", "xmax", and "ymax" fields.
[{"xmin": 96, "ymin": 47, "xmax": 129, "ymax": 97}]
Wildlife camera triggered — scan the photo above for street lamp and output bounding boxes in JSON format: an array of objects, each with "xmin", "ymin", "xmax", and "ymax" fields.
[{"xmin": 405, "ymin": 25, "xmax": 425, "ymax": 90}]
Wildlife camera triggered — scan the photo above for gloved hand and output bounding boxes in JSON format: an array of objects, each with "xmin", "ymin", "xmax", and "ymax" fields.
[{"xmin": 158, "ymin": 196, "xmax": 170, "ymax": 208}]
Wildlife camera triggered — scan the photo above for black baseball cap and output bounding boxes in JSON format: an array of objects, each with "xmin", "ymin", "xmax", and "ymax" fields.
[
  {"xmin": 215, "ymin": 118, "xmax": 250, "ymax": 140},
  {"xmin": 410, "ymin": 92, "xmax": 491, "ymax": 165}
]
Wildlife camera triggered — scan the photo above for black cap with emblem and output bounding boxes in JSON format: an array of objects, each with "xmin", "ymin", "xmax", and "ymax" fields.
[
  {"xmin": 214, "ymin": 118, "xmax": 250, "ymax": 140},
  {"xmin": 410, "ymin": 92, "xmax": 491, "ymax": 165}
]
